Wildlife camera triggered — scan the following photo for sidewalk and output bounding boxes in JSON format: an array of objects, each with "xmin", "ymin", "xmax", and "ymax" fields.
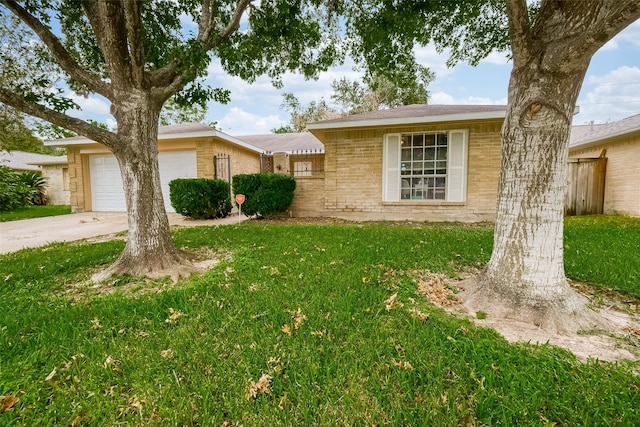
[{"xmin": 0, "ymin": 211, "xmax": 248, "ymax": 254}]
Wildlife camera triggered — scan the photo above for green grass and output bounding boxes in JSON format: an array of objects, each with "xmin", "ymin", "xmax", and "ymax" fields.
[
  {"xmin": 0, "ymin": 205, "xmax": 71, "ymax": 222},
  {"xmin": 565, "ymin": 215, "xmax": 640, "ymax": 298},
  {"xmin": 0, "ymin": 217, "xmax": 638, "ymax": 425}
]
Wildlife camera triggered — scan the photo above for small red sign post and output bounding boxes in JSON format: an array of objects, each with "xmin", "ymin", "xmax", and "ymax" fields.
[{"xmin": 235, "ymin": 194, "xmax": 245, "ymax": 223}]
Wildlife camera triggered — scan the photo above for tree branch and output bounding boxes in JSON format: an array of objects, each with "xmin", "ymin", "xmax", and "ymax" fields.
[
  {"xmin": 1, "ymin": 0, "xmax": 111, "ymax": 99},
  {"xmin": 123, "ymin": 0, "xmax": 145, "ymax": 87},
  {"xmin": 82, "ymin": 0, "xmax": 133, "ymax": 88},
  {"xmin": 0, "ymin": 88, "xmax": 119, "ymax": 149},
  {"xmin": 151, "ymin": 0, "xmax": 252, "ymax": 101},
  {"xmin": 208, "ymin": 0, "xmax": 253, "ymax": 49},
  {"xmin": 505, "ymin": 0, "xmax": 533, "ymax": 67},
  {"xmin": 568, "ymin": 0, "xmax": 640, "ymax": 54}
]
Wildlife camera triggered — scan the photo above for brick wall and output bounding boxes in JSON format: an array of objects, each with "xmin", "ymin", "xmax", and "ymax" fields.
[
  {"xmin": 569, "ymin": 134, "xmax": 640, "ymax": 217},
  {"xmin": 41, "ymin": 164, "xmax": 70, "ymax": 206},
  {"xmin": 65, "ymin": 147, "xmax": 86, "ymax": 212},
  {"xmin": 195, "ymin": 137, "xmax": 261, "ymax": 184},
  {"xmin": 291, "ymin": 119, "xmax": 503, "ymax": 222}
]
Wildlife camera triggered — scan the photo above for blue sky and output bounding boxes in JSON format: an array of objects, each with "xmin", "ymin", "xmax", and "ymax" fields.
[{"xmin": 73, "ymin": 19, "xmax": 640, "ymax": 136}]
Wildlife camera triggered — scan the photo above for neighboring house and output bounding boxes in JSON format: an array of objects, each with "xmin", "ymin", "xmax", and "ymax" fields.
[
  {"xmin": 45, "ymin": 123, "xmax": 265, "ymax": 213},
  {"xmin": 568, "ymin": 114, "xmax": 640, "ymax": 217},
  {"xmin": 305, "ymin": 104, "xmax": 508, "ymax": 222},
  {"xmin": 0, "ymin": 150, "xmax": 70, "ymax": 205}
]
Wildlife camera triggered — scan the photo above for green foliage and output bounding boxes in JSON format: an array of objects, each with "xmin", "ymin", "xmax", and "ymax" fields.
[
  {"xmin": 169, "ymin": 178, "xmax": 231, "ymax": 219},
  {"xmin": 0, "ymin": 221, "xmax": 638, "ymax": 425},
  {"xmin": 0, "ymin": 166, "xmax": 34, "ymax": 211},
  {"xmin": 18, "ymin": 170, "xmax": 48, "ymax": 205},
  {"xmin": 277, "ymin": 92, "xmax": 338, "ymax": 133},
  {"xmin": 159, "ymin": 97, "xmax": 208, "ymax": 126},
  {"xmin": 0, "ymin": 204, "xmax": 71, "ymax": 222},
  {"xmin": 232, "ymin": 173, "xmax": 296, "ymax": 217},
  {"xmin": 331, "ymin": 67, "xmax": 435, "ymax": 114},
  {"xmin": 278, "ymin": 67, "xmax": 435, "ymax": 132}
]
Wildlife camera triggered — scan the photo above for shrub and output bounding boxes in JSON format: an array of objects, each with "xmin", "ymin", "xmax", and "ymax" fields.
[
  {"xmin": 232, "ymin": 173, "xmax": 296, "ymax": 217},
  {"xmin": 0, "ymin": 166, "xmax": 33, "ymax": 211},
  {"xmin": 169, "ymin": 178, "xmax": 232, "ymax": 219},
  {"xmin": 18, "ymin": 171, "xmax": 48, "ymax": 205}
]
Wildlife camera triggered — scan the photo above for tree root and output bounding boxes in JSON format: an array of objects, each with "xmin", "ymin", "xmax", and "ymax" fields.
[
  {"xmin": 91, "ymin": 249, "xmax": 203, "ymax": 283},
  {"xmin": 459, "ymin": 275, "xmax": 607, "ymax": 335},
  {"xmin": 448, "ymin": 274, "xmax": 639, "ymax": 361}
]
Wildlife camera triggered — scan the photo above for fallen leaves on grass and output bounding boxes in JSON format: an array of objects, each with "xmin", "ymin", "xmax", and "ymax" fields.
[
  {"xmin": 288, "ymin": 308, "xmax": 307, "ymax": 330},
  {"xmin": 408, "ymin": 307, "xmax": 430, "ymax": 321},
  {"xmin": 165, "ymin": 308, "xmax": 184, "ymax": 323},
  {"xmin": 91, "ymin": 317, "xmax": 103, "ymax": 330},
  {"xmin": 385, "ymin": 293, "xmax": 404, "ymax": 311},
  {"xmin": 45, "ymin": 367, "xmax": 57, "ymax": 381},
  {"xmin": 392, "ymin": 360, "xmax": 414, "ymax": 371},
  {"xmin": 311, "ymin": 328, "xmax": 327, "ymax": 338},
  {"xmin": 1, "ymin": 395, "xmax": 19, "ymax": 412},
  {"xmin": 160, "ymin": 349, "xmax": 175, "ymax": 359},
  {"xmin": 281, "ymin": 324, "xmax": 291, "ymax": 335},
  {"xmin": 246, "ymin": 373, "xmax": 273, "ymax": 401},
  {"xmin": 623, "ymin": 325, "xmax": 640, "ymax": 336},
  {"xmin": 415, "ymin": 271, "xmax": 460, "ymax": 306}
]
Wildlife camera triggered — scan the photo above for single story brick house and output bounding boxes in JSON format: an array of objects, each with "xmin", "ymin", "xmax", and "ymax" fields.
[
  {"xmin": 45, "ymin": 123, "xmax": 265, "ymax": 213},
  {"xmin": 0, "ymin": 150, "xmax": 70, "ymax": 205},
  {"xmin": 304, "ymin": 104, "xmax": 508, "ymax": 222},
  {"xmin": 568, "ymin": 114, "xmax": 640, "ymax": 217},
  {"xmin": 45, "ymin": 107, "xmax": 639, "ymax": 220}
]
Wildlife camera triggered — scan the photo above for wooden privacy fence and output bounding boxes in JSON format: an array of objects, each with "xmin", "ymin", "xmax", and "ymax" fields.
[{"xmin": 565, "ymin": 150, "xmax": 606, "ymax": 216}]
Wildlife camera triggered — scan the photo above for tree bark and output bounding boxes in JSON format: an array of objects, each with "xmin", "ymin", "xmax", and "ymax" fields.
[
  {"xmin": 91, "ymin": 91, "xmax": 193, "ymax": 281},
  {"xmin": 479, "ymin": 0, "xmax": 640, "ymax": 324},
  {"xmin": 482, "ymin": 64, "xmax": 587, "ymax": 311}
]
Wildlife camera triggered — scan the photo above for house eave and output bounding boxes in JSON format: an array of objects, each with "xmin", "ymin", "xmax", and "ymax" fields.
[
  {"xmin": 306, "ymin": 110, "xmax": 507, "ymax": 131},
  {"xmin": 44, "ymin": 130, "xmax": 266, "ymax": 154},
  {"xmin": 570, "ymin": 126, "xmax": 640, "ymax": 151}
]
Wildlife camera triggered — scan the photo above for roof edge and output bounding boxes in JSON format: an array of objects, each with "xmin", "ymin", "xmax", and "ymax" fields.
[
  {"xmin": 44, "ymin": 129, "xmax": 266, "ymax": 154},
  {"xmin": 306, "ymin": 110, "xmax": 507, "ymax": 130},
  {"xmin": 570, "ymin": 124, "xmax": 640, "ymax": 150}
]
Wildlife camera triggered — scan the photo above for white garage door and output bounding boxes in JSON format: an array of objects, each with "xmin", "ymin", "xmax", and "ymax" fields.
[{"xmin": 90, "ymin": 151, "xmax": 197, "ymax": 212}]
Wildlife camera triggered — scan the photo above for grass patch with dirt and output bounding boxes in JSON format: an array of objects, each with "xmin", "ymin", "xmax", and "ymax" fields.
[
  {"xmin": 0, "ymin": 217, "xmax": 638, "ymax": 425},
  {"xmin": 0, "ymin": 205, "xmax": 71, "ymax": 222}
]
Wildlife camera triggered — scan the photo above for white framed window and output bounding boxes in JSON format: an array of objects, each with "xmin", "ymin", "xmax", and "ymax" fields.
[{"xmin": 383, "ymin": 130, "xmax": 468, "ymax": 202}]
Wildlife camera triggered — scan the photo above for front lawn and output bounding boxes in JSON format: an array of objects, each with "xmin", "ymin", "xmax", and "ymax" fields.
[
  {"xmin": 0, "ymin": 205, "xmax": 71, "ymax": 222},
  {"xmin": 0, "ymin": 217, "xmax": 638, "ymax": 425}
]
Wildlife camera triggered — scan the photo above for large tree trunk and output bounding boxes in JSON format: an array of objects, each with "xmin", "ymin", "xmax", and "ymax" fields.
[
  {"xmin": 467, "ymin": 62, "xmax": 603, "ymax": 331},
  {"xmin": 483, "ymin": 66, "xmax": 587, "ymax": 310},
  {"xmin": 92, "ymin": 92, "xmax": 194, "ymax": 282},
  {"xmin": 464, "ymin": 0, "xmax": 640, "ymax": 333}
]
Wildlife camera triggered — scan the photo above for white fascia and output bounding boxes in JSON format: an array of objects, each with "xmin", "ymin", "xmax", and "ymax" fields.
[{"xmin": 306, "ymin": 111, "xmax": 507, "ymax": 130}]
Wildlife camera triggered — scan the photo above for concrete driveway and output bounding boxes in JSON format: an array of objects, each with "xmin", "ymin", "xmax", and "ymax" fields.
[{"xmin": 0, "ymin": 211, "xmax": 247, "ymax": 254}]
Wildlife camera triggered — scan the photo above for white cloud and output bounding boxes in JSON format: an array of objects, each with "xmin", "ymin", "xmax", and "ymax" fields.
[
  {"xmin": 576, "ymin": 66, "xmax": 640, "ymax": 124},
  {"xmin": 216, "ymin": 107, "xmax": 285, "ymax": 135},
  {"xmin": 616, "ymin": 19, "xmax": 640, "ymax": 49},
  {"xmin": 479, "ymin": 51, "xmax": 511, "ymax": 66},
  {"xmin": 430, "ymin": 91, "xmax": 507, "ymax": 106},
  {"xmin": 414, "ymin": 44, "xmax": 454, "ymax": 77},
  {"xmin": 66, "ymin": 92, "xmax": 111, "ymax": 118},
  {"xmin": 600, "ymin": 39, "xmax": 619, "ymax": 51}
]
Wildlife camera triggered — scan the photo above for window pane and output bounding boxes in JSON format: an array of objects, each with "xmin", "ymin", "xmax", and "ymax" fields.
[
  {"xmin": 396, "ymin": 132, "xmax": 450, "ymax": 200},
  {"xmin": 424, "ymin": 134, "xmax": 435, "ymax": 146}
]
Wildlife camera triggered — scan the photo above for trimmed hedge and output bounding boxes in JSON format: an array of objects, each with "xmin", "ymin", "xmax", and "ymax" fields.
[
  {"xmin": 232, "ymin": 173, "xmax": 296, "ymax": 217},
  {"xmin": 169, "ymin": 178, "xmax": 232, "ymax": 219}
]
